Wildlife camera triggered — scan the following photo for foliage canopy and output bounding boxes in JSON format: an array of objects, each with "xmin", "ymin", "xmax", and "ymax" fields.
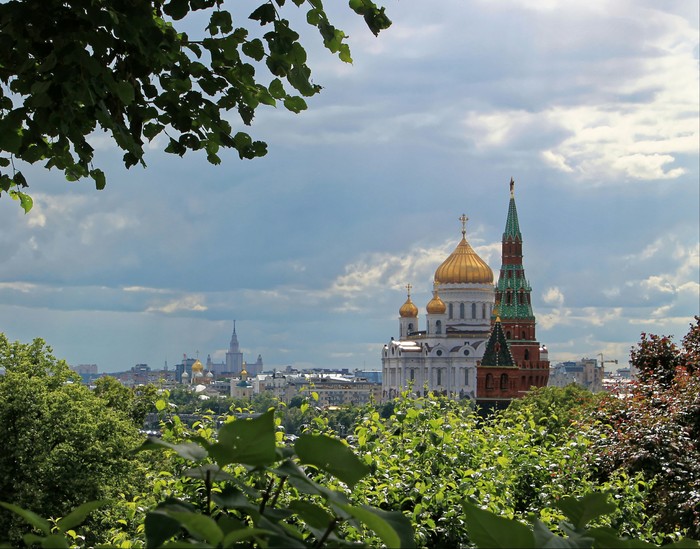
[{"xmin": 0, "ymin": 0, "xmax": 391, "ymax": 212}]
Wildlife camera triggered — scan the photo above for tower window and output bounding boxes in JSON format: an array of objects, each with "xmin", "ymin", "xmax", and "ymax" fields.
[
  {"xmin": 486, "ymin": 373, "xmax": 494, "ymax": 389},
  {"xmin": 500, "ymin": 373, "xmax": 508, "ymax": 390},
  {"xmin": 524, "ymin": 348, "xmax": 530, "ymax": 360},
  {"xmin": 436, "ymin": 320, "xmax": 442, "ymax": 334}
]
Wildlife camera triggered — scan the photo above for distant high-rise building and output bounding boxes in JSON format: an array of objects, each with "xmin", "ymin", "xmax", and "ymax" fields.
[{"xmin": 225, "ymin": 320, "xmax": 244, "ymax": 374}]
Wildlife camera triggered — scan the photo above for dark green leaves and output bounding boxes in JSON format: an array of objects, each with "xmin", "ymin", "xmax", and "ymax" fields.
[
  {"xmin": 136, "ymin": 436, "xmax": 209, "ymax": 462},
  {"xmin": 295, "ymin": 434, "xmax": 370, "ymax": 488},
  {"xmin": 0, "ymin": 0, "xmax": 391, "ymax": 210}
]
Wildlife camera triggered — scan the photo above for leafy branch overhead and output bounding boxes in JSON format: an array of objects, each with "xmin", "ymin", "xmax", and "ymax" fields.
[{"xmin": 0, "ymin": 0, "xmax": 391, "ymax": 211}]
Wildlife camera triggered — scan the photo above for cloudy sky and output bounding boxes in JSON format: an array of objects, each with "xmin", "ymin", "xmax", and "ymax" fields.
[{"xmin": 1, "ymin": 0, "xmax": 698, "ymax": 374}]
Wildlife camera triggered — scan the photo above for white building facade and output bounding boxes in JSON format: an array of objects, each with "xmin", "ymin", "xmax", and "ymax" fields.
[{"xmin": 382, "ymin": 216, "xmax": 495, "ymax": 402}]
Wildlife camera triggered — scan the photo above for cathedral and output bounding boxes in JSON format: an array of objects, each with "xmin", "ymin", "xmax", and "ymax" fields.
[{"xmin": 381, "ymin": 179, "xmax": 549, "ymax": 405}]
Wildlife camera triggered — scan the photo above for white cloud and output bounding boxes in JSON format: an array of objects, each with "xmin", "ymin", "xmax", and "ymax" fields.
[
  {"xmin": 542, "ymin": 287, "xmax": 565, "ymax": 307},
  {"xmin": 145, "ymin": 295, "xmax": 208, "ymax": 314}
]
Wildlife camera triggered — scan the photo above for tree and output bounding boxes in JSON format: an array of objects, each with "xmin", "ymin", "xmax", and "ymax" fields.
[
  {"xmin": 0, "ymin": 334, "xmax": 151, "ymax": 545},
  {"xmin": 0, "ymin": 0, "xmax": 390, "ymax": 212},
  {"xmin": 592, "ymin": 317, "xmax": 700, "ymax": 539}
]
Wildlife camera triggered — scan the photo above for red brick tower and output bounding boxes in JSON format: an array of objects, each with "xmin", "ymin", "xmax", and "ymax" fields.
[{"xmin": 479, "ymin": 179, "xmax": 549, "ymax": 406}]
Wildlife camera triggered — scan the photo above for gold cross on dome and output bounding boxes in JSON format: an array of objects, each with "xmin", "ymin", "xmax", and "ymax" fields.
[
  {"xmin": 459, "ymin": 214, "xmax": 468, "ymax": 236},
  {"xmin": 405, "ymin": 283, "xmax": 412, "ymax": 297}
]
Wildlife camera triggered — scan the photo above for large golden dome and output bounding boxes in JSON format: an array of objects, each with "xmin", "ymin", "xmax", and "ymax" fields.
[
  {"xmin": 192, "ymin": 359, "xmax": 204, "ymax": 373},
  {"xmin": 434, "ymin": 216, "xmax": 494, "ymax": 285}
]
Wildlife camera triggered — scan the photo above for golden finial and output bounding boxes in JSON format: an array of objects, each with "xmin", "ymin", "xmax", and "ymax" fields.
[{"xmin": 459, "ymin": 214, "xmax": 468, "ymax": 238}]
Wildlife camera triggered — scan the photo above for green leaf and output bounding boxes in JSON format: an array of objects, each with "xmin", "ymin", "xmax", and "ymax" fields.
[
  {"xmin": 295, "ymin": 434, "xmax": 370, "ymax": 488},
  {"xmin": 0, "ymin": 502, "xmax": 52, "ymax": 535},
  {"xmin": 250, "ymin": 4, "xmax": 276, "ymax": 25},
  {"xmin": 135, "ymin": 436, "xmax": 208, "ymax": 462},
  {"xmin": 17, "ymin": 191, "xmax": 33, "ymax": 213},
  {"xmin": 532, "ymin": 519, "xmax": 590, "ymax": 548},
  {"xmin": 221, "ymin": 528, "xmax": 274, "ymax": 546},
  {"xmin": 586, "ymin": 527, "xmax": 654, "ymax": 549},
  {"xmin": 155, "ymin": 399, "xmax": 167, "ymax": 411},
  {"xmin": 462, "ymin": 502, "xmax": 535, "ymax": 549},
  {"xmin": 114, "ymin": 82, "xmax": 135, "ymax": 105},
  {"xmin": 164, "ymin": 0, "xmax": 189, "ymax": 20},
  {"xmin": 242, "ymin": 39, "xmax": 265, "ymax": 61},
  {"xmin": 556, "ymin": 493, "xmax": 617, "ymax": 530},
  {"xmin": 56, "ymin": 500, "xmax": 109, "ymax": 533},
  {"xmin": 90, "ymin": 169, "xmax": 106, "ymax": 191},
  {"xmin": 0, "ymin": 125, "xmax": 22, "ymax": 154},
  {"xmin": 268, "ymin": 78, "xmax": 286, "ymax": 99},
  {"xmin": 145, "ymin": 511, "xmax": 181, "ymax": 549},
  {"xmin": 282, "ymin": 96, "xmax": 307, "ymax": 113},
  {"xmin": 289, "ymin": 500, "xmax": 334, "ymax": 529},
  {"xmin": 209, "ymin": 410, "xmax": 276, "ymax": 466},
  {"xmin": 168, "ymin": 512, "xmax": 223, "ymax": 546},
  {"xmin": 338, "ymin": 504, "xmax": 415, "ymax": 549}
]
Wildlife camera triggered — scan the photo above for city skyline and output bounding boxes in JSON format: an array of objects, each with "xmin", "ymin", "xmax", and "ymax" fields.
[{"xmin": 0, "ymin": 1, "xmax": 698, "ymax": 373}]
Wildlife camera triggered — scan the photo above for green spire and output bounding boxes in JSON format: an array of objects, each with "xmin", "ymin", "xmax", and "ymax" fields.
[
  {"xmin": 503, "ymin": 177, "xmax": 521, "ymax": 240},
  {"xmin": 481, "ymin": 318, "xmax": 515, "ymax": 367}
]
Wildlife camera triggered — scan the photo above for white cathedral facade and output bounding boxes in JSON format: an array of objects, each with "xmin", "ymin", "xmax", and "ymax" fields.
[{"xmin": 382, "ymin": 215, "xmax": 495, "ymax": 401}]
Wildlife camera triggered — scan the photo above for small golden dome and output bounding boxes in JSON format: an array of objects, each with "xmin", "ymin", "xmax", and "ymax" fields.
[
  {"xmin": 399, "ymin": 296, "xmax": 419, "ymax": 318},
  {"xmin": 399, "ymin": 284, "xmax": 419, "ymax": 318},
  {"xmin": 240, "ymin": 367, "xmax": 248, "ymax": 378},
  {"xmin": 434, "ymin": 218, "xmax": 493, "ymax": 285},
  {"xmin": 426, "ymin": 289, "xmax": 446, "ymax": 314},
  {"xmin": 192, "ymin": 359, "xmax": 204, "ymax": 373}
]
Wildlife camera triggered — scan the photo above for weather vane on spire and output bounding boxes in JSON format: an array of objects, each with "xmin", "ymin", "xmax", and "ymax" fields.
[
  {"xmin": 459, "ymin": 213, "xmax": 468, "ymax": 237},
  {"xmin": 510, "ymin": 177, "xmax": 515, "ymax": 197}
]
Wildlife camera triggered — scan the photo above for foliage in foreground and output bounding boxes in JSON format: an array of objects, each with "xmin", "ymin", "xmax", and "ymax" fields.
[
  {"xmin": 0, "ymin": 0, "xmax": 390, "ymax": 210},
  {"xmin": 1, "ymin": 319, "xmax": 699, "ymax": 547}
]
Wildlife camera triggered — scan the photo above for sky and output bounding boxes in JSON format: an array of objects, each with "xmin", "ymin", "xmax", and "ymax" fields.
[{"xmin": 1, "ymin": 0, "xmax": 698, "ymax": 374}]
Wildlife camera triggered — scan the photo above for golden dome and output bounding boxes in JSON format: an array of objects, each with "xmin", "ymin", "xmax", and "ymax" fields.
[
  {"xmin": 192, "ymin": 359, "xmax": 204, "ymax": 373},
  {"xmin": 399, "ymin": 296, "xmax": 419, "ymax": 318},
  {"xmin": 399, "ymin": 284, "xmax": 419, "ymax": 318},
  {"xmin": 434, "ymin": 216, "xmax": 493, "ymax": 285},
  {"xmin": 426, "ymin": 289, "xmax": 446, "ymax": 314}
]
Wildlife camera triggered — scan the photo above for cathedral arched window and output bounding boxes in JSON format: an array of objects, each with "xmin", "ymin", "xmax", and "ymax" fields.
[
  {"xmin": 524, "ymin": 349, "xmax": 530, "ymax": 361},
  {"xmin": 482, "ymin": 303, "xmax": 486, "ymax": 318},
  {"xmin": 408, "ymin": 323, "xmax": 414, "ymax": 334},
  {"xmin": 437, "ymin": 369, "xmax": 442, "ymax": 385},
  {"xmin": 486, "ymin": 373, "xmax": 494, "ymax": 389},
  {"xmin": 448, "ymin": 303, "xmax": 453, "ymax": 319},
  {"xmin": 436, "ymin": 320, "xmax": 442, "ymax": 334},
  {"xmin": 410, "ymin": 369, "xmax": 415, "ymax": 381},
  {"xmin": 460, "ymin": 303, "xmax": 465, "ymax": 319},
  {"xmin": 500, "ymin": 373, "xmax": 508, "ymax": 390},
  {"xmin": 471, "ymin": 303, "xmax": 477, "ymax": 318},
  {"xmin": 522, "ymin": 330, "xmax": 526, "ymax": 340},
  {"xmin": 464, "ymin": 369, "xmax": 469, "ymax": 385},
  {"xmin": 506, "ymin": 331, "xmax": 511, "ymax": 340}
]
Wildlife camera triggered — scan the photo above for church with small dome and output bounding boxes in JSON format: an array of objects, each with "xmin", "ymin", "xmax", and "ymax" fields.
[{"xmin": 382, "ymin": 179, "xmax": 549, "ymax": 404}]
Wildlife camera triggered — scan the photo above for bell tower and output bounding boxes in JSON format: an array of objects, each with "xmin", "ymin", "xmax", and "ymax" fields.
[{"xmin": 494, "ymin": 179, "xmax": 549, "ymax": 390}]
